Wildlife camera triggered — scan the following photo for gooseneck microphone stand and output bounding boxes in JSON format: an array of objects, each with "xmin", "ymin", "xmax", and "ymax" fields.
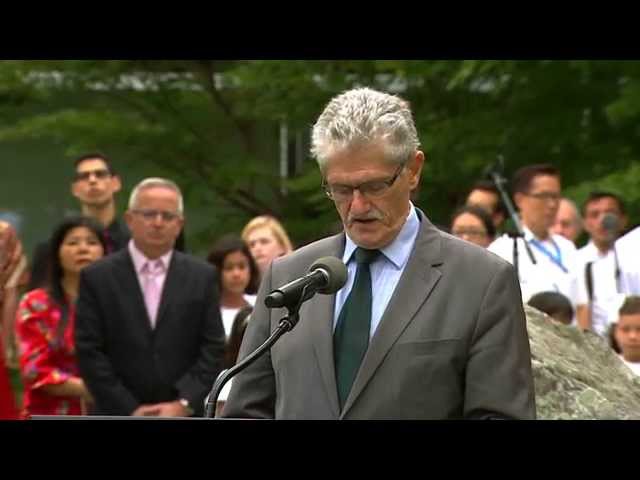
[
  {"xmin": 203, "ymin": 284, "xmax": 310, "ymax": 418},
  {"xmin": 487, "ymin": 165, "xmax": 536, "ymax": 279}
]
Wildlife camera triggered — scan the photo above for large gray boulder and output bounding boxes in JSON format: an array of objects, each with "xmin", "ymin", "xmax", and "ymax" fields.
[{"xmin": 526, "ymin": 305, "xmax": 640, "ymax": 419}]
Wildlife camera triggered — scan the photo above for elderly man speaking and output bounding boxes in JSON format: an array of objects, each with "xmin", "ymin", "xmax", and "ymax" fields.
[{"xmin": 223, "ymin": 87, "xmax": 535, "ymax": 420}]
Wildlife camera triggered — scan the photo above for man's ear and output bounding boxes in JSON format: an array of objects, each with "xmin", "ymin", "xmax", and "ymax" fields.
[
  {"xmin": 124, "ymin": 210, "xmax": 134, "ymax": 230},
  {"xmin": 111, "ymin": 174, "xmax": 122, "ymax": 194},
  {"xmin": 514, "ymin": 192, "xmax": 525, "ymax": 211},
  {"xmin": 71, "ymin": 181, "xmax": 81, "ymax": 200},
  {"xmin": 407, "ymin": 150, "xmax": 425, "ymax": 191},
  {"xmin": 620, "ymin": 214, "xmax": 629, "ymax": 232}
]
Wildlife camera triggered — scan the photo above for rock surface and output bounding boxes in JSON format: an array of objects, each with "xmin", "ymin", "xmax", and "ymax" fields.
[{"xmin": 526, "ymin": 305, "xmax": 640, "ymax": 419}]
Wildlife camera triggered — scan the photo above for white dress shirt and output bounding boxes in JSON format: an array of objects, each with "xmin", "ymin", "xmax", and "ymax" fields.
[
  {"xmin": 488, "ymin": 227, "xmax": 579, "ymax": 307},
  {"xmin": 575, "ymin": 241, "xmax": 626, "ymax": 337},
  {"xmin": 616, "ymin": 226, "xmax": 640, "ymax": 296}
]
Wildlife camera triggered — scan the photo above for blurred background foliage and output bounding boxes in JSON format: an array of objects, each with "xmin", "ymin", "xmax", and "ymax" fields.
[{"xmin": 2, "ymin": 60, "xmax": 639, "ymax": 257}]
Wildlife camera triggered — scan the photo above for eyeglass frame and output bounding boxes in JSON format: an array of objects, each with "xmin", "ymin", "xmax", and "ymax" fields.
[
  {"xmin": 451, "ymin": 228, "xmax": 489, "ymax": 239},
  {"xmin": 74, "ymin": 168, "xmax": 113, "ymax": 182},
  {"xmin": 524, "ymin": 191, "xmax": 561, "ymax": 202},
  {"xmin": 131, "ymin": 209, "xmax": 182, "ymax": 223},
  {"xmin": 321, "ymin": 163, "xmax": 406, "ymax": 201}
]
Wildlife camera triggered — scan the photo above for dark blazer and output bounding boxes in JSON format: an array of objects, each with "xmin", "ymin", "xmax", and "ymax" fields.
[
  {"xmin": 75, "ymin": 248, "xmax": 225, "ymax": 416},
  {"xmin": 222, "ymin": 210, "xmax": 536, "ymax": 419}
]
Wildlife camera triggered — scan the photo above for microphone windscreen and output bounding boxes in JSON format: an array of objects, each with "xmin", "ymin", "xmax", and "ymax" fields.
[
  {"xmin": 309, "ymin": 256, "xmax": 347, "ymax": 294},
  {"xmin": 601, "ymin": 213, "xmax": 619, "ymax": 234}
]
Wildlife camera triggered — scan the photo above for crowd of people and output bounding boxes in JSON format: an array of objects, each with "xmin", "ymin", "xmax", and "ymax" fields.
[
  {"xmin": 1, "ymin": 85, "xmax": 639, "ymax": 420},
  {"xmin": 451, "ymin": 168, "xmax": 640, "ymax": 376}
]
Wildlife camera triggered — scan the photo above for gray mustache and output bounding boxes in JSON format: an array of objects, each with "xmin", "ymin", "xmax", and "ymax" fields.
[{"xmin": 347, "ymin": 211, "xmax": 384, "ymax": 223}]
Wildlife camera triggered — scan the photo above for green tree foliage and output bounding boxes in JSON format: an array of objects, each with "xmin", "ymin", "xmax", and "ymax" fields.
[{"xmin": 1, "ymin": 60, "xmax": 639, "ymax": 253}]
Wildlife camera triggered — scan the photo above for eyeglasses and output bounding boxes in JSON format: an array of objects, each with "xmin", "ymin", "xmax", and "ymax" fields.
[
  {"xmin": 74, "ymin": 168, "xmax": 112, "ymax": 182},
  {"xmin": 525, "ymin": 191, "xmax": 561, "ymax": 202},
  {"xmin": 322, "ymin": 164, "xmax": 405, "ymax": 202},
  {"xmin": 132, "ymin": 209, "xmax": 181, "ymax": 222},
  {"xmin": 452, "ymin": 228, "xmax": 488, "ymax": 239}
]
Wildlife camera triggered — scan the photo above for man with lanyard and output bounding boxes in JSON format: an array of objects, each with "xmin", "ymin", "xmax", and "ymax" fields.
[
  {"xmin": 575, "ymin": 192, "xmax": 628, "ymax": 336},
  {"xmin": 488, "ymin": 164, "xmax": 579, "ymax": 314}
]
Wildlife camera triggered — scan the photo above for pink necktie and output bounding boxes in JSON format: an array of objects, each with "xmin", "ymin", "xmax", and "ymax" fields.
[{"xmin": 142, "ymin": 260, "xmax": 164, "ymax": 328}]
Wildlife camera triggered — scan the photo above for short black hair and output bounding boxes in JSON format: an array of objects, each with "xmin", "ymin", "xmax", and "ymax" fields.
[
  {"xmin": 619, "ymin": 296, "xmax": 640, "ymax": 316},
  {"xmin": 450, "ymin": 204, "xmax": 496, "ymax": 240},
  {"xmin": 511, "ymin": 164, "xmax": 560, "ymax": 195},
  {"xmin": 467, "ymin": 180, "xmax": 506, "ymax": 216},
  {"xmin": 73, "ymin": 152, "xmax": 116, "ymax": 175},
  {"xmin": 607, "ymin": 323, "xmax": 621, "ymax": 353},
  {"xmin": 582, "ymin": 191, "xmax": 626, "ymax": 216},
  {"xmin": 527, "ymin": 291, "xmax": 574, "ymax": 325}
]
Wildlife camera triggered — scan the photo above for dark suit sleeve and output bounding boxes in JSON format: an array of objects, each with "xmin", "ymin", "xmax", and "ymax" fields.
[
  {"xmin": 464, "ymin": 261, "xmax": 536, "ymax": 420},
  {"xmin": 221, "ymin": 263, "xmax": 276, "ymax": 419},
  {"xmin": 173, "ymin": 265, "xmax": 225, "ymax": 413},
  {"xmin": 75, "ymin": 269, "xmax": 139, "ymax": 415}
]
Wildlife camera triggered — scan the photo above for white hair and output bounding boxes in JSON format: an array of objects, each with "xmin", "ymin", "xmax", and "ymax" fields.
[
  {"xmin": 128, "ymin": 177, "xmax": 184, "ymax": 215},
  {"xmin": 310, "ymin": 87, "xmax": 421, "ymax": 174}
]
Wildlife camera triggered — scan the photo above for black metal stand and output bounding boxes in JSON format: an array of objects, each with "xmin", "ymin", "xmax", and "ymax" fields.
[
  {"xmin": 203, "ymin": 284, "xmax": 311, "ymax": 419},
  {"xmin": 507, "ymin": 231, "xmax": 522, "ymax": 279},
  {"xmin": 487, "ymin": 165, "xmax": 537, "ymax": 266}
]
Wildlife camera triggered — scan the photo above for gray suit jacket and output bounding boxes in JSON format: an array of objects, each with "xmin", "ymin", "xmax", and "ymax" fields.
[{"xmin": 222, "ymin": 211, "xmax": 536, "ymax": 419}]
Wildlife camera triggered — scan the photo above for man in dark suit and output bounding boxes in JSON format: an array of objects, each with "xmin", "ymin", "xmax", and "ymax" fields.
[
  {"xmin": 222, "ymin": 87, "xmax": 535, "ymax": 420},
  {"xmin": 75, "ymin": 177, "xmax": 224, "ymax": 417},
  {"xmin": 29, "ymin": 153, "xmax": 187, "ymax": 290}
]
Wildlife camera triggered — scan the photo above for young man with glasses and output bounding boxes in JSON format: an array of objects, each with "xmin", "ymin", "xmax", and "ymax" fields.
[
  {"xmin": 488, "ymin": 164, "xmax": 580, "ymax": 314},
  {"xmin": 75, "ymin": 178, "xmax": 224, "ymax": 417},
  {"xmin": 30, "ymin": 153, "xmax": 187, "ymax": 289},
  {"xmin": 28, "ymin": 154, "xmax": 129, "ymax": 290},
  {"xmin": 222, "ymin": 87, "xmax": 535, "ymax": 420}
]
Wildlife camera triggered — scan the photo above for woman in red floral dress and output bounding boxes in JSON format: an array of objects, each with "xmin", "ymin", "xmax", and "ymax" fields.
[{"xmin": 16, "ymin": 217, "xmax": 106, "ymax": 417}]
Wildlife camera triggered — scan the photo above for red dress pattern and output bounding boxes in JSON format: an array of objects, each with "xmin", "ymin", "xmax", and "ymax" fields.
[{"xmin": 15, "ymin": 288, "xmax": 82, "ymax": 416}]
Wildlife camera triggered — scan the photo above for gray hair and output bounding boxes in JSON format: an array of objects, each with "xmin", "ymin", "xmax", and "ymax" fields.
[
  {"xmin": 128, "ymin": 177, "xmax": 184, "ymax": 215},
  {"xmin": 561, "ymin": 197, "xmax": 582, "ymax": 224},
  {"xmin": 310, "ymin": 87, "xmax": 421, "ymax": 174}
]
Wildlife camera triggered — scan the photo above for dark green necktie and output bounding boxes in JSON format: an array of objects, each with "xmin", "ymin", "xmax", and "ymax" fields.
[{"xmin": 334, "ymin": 247, "xmax": 380, "ymax": 409}]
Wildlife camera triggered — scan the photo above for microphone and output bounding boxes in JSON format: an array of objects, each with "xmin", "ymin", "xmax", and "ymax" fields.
[
  {"xmin": 602, "ymin": 213, "xmax": 619, "ymax": 237},
  {"xmin": 204, "ymin": 256, "xmax": 347, "ymax": 418},
  {"xmin": 264, "ymin": 256, "xmax": 347, "ymax": 309}
]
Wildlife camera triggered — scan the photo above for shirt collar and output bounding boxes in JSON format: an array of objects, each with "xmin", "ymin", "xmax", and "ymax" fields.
[
  {"xmin": 585, "ymin": 240, "xmax": 613, "ymax": 259},
  {"xmin": 342, "ymin": 203, "xmax": 419, "ymax": 270},
  {"xmin": 523, "ymin": 226, "xmax": 556, "ymax": 244},
  {"xmin": 128, "ymin": 239, "xmax": 173, "ymax": 274}
]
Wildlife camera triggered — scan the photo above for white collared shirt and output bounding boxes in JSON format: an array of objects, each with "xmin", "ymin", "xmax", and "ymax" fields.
[
  {"xmin": 333, "ymin": 204, "xmax": 420, "ymax": 339},
  {"xmin": 575, "ymin": 241, "xmax": 626, "ymax": 337},
  {"xmin": 616, "ymin": 226, "xmax": 640, "ymax": 296},
  {"xmin": 488, "ymin": 227, "xmax": 579, "ymax": 307}
]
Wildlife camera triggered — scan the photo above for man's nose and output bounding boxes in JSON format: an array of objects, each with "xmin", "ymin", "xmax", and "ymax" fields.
[{"xmin": 349, "ymin": 189, "xmax": 370, "ymax": 212}]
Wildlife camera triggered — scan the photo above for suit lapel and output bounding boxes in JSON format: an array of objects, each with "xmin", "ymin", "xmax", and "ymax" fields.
[
  {"xmin": 340, "ymin": 214, "xmax": 444, "ymax": 417},
  {"xmin": 154, "ymin": 251, "xmax": 183, "ymax": 332},
  {"xmin": 307, "ymin": 233, "xmax": 346, "ymax": 418},
  {"xmin": 115, "ymin": 250, "xmax": 154, "ymax": 335}
]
